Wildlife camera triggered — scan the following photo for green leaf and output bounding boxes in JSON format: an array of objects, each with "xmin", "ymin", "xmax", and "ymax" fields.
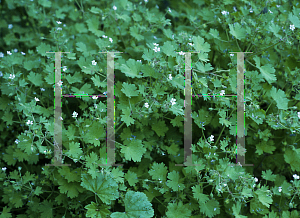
[
  {"xmin": 38, "ymin": 0, "xmax": 51, "ymax": 7},
  {"xmin": 38, "ymin": 200, "xmax": 53, "ymax": 218},
  {"xmin": 110, "ymin": 191, "xmax": 154, "ymax": 218},
  {"xmin": 86, "ymin": 16, "xmax": 104, "ymax": 37},
  {"xmin": 288, "ymin": 12, "xmax": 300, "ymax": 28},
  {"xmin": 166, "ymin": 171, "xmax": 185, "ymax": 191},
  {"xmin": 269, "ymin": 86, "xmax": 289, "ymax": 110},
  {"xmin": 161, "ymin": 41, "xmax": 175, "ymax": 57},
  {"xmin": 65, "ymin": 72, "xmax": 82, "ymax": 84},
  {"xmin": 192, "ymin": 184, "xmax": 209, "ymax": 203},
  {"xmin": 71, "ymin": 83, "xmax": 94, "ymax": 95},
  {"xmin": 259, "ymin": 64, "xmax": 277, "ymax": 85},
  {"xmin": 27, "ymin": 71, "xmax": 44, "ymax": 86},
  {"xmin": 121, "ymin": 107, "xmax": 135, "ymax": 127},
  {"xmin": 152, "ymin": 120, "xmax": 169, "ymax": 137},
  {"xmin": 195, "ymin": 62, "xmax": 213, "ymax": 72},
  {"xmin": 284, "ymin": 148, "xmax": 300, "ymax": 171},
  {"xmin": 199, "ymin": 199, "xmax": 220, "ymax": 218},
  {"xmin": 232, "ymin": 201, "xmax": 247, "ymax": 218},
  {"xmin": 229, "ymin": 23, "xmax": 247, "ymax": 40},
  {"xmin": 0, "ymin": 206, "xmax": 12, "ymax": 218},
  {"xmin": 149, "ymin": 162, "xmax": 168, "ymax": 181},
  {"xmin": 120, "ymin": 59, "xmax": 143, "ymax": 78},
  {"xmin": 76, "ymin": 42, "xmax": 89, "ymax": 57},
  {"xmin": 121, "ymin": 82, "xmax": 139, "ymax": 98},
  {"xmin": 166, "ymin": 201, "xmax": 192, "ymax": 218},
  {"xmin": 81, "ymin": 172, "xmax": 119, "ymax": 204},
  {"xmin": 129, "ymin": 26, "xmax": 144, "ymax": 41},
  {"xmin": 120, "ymin": 139, "xmax": 146, "ymax": 162},
  {"xmin": 89, "ymin": 6, "xmax": 102, "ymax": 14},
  {"xmin": 19, "ymin": 79, "xmax": 29, "ymax": 88},
  {"xmin": 34, "ymin": 186, "xmax": 43, "ymax": 196},
  {"xmin": 262, "ymin": 169, "xmax": 276, "ymax": 182},
  {"xmin": 268, "ymin": 23, "xmax": 281, "ymax": 38},
  {"xmin": 91, "ymin": 74, "xmax": 106, "ymax": 88},
  {"xmin": 2, "ymin": 111, "xmax": 13, "ymax": 126},
  {"xmin": 65, "ymin": 141, "xmax": 83, "ymax": 160},
  {"xmin": 170, "ymin": 116, "xmax": 184, "ymax": 127},
  {"xmin": 57, "ymin": 178, "xmax": 82, "ymax": 199},
  {"xmin": 85, "ymin": 202, "xmax": 110, "ymax": 218},
  {"xmin": 125, "ymin": 170, "xmax": 138, "ymax": 187},
  {"xmin": 255, "ymin": 185, "xmax": 273, "ymax": 208},
  {"xmin": 36, "ymin": 42, "xmax": 51, "ymax": 56},
  {"xmin": 209, "ymin": 28, "xmax": 221, "ymax": 39}
]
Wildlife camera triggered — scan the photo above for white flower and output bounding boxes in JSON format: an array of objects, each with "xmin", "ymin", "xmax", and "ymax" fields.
[
  {"xmin": 57, "ymin": 80, "xmax": 63, "ymax": 86},
  {"xmin": 15, "ymin": 139, "xmax": 20, "ymax": 144},
  {"xmin": 56, "ymin": 21, "xmax": 62, "ymax": 24},
  {"xmin": 9, "ymin": 74, "xmax": 15, "ymax": 79},
  {"xmin": 293, "ymin": 174, "xmax": 299, "ymax": 180},
  {"xmin": 63, "ymin": 24, "xmax": 66, "ymax": 27},
  {"xmin": 14, "ymin": 48, "xmax": 18, "ymax": 53},
  {"xmin": 8, "ymin": 24, "xmax": 13, "ymax": 29},
  {"xmin": 7, "ymin": 51, "xmax": 12, "ymax": 55},
  {"xmin": 170, "ymin": 98, "xmax": 176, "ymax": 106},
  {"xmin": 153, "ymin": 36, "xmax": 157, "ymax": 39},
  {"xmin": 113, "ymin": 5, "xmax": 117, "ymax": 10},
  {"xmin": 178, "ymin": 51, "xmax": 185, "ymax": 55},
  {"xmin": 60, "ymin": 116, "xmax": 63, "ymax": 120},
  {"xmin": 168, "ymin": 8, "xmax": 172, "ymax": 13},
  {"xmin": 290, "ymin": 25, "xmax": 295, "ymax": 31},
  {"xmin": 57, "ymin": 27, "xmax": 62, "ymax": 31},
  {"xmin": 153, "ymin": 47, "xmax": 160, "ymax": 52},
  {"xmin": 276, "ymin": 5, "xmax": 281, "ymax": 7},
  {"xmin": 26, "ymin": 120, "xmax": 33, "ymax": 125},
  {"xmin": 21, "ymin": 52, "xmax": 26, "ymax": 55},
  {"xmin": 92, "ymin": 96, "xmax": 98, "ymax": 100},
  {"xmin": 102, "ymin": 35, "xmax": 107, "ymax": 38},
  {"xmin": 144, "ymin": 0, "xmax": 148, "ymax": 2},
  {"xmin": 2, "ymin": 167, "xmax": 7, "ymax": 171},
  {"xmin": 72, "ymin": 111, "xmax": 78, "ymax": 118},
  {"xmin": 137, "ymin": 60, "xmax": 142, "ymax": 63},
  {"xmin": 254, "ymin": 177, "xmax": 258, "ymax": 182},
  {"xmin": 41, "ymin": 88, "xmax": 45, "ymax": 91},
  {"xmin": 188, "ymin": 43, "xmax": 194, "ymax": 46},
  {"xmin": 144, "ymin": 102, "xmax": 149, "ymax": 108},
  {"xmin": 221, "ymin": 11, "xmax": 229, "ymax": 15},
  {"xmin": 0, "ymin": 52, "xmax": 3, "ymax": 58},
  {"xmin": 18, "ymin": 166, "xmax": 22, "ymax": 171},
  {"xmin": 168, "ymin": 74, "xmax": 172, "ymax": 80},
  {"xmin": 209, "ymin": 135, "xmax": 214, "ymax": 142},
  {"xmin": 109, "ymin": 38, "xmax": 113, "ymax": 43},
  {"xmin": 278, "ymin": 186, "xmax": 282, "ymax": 192},
  {"xmin": 0, "ymin": 72, "xmax": 2, "ymax": 77},
  {"xmin": 92, "ymin": 60, "xmax": 97, "ymax": 65},
  {"xmin": 34, "ymin": 97, "xmax": 40, "ymax": 101},
  {"xmin": 220, "ymin": 90, "xmax": 225, "ymax": 96},
  {"xmin": 230, "ymin": 54, "xmax": 234, "ymax": 56},
  {"xmin": 153, "ymin": 43, "xmax": 159, "ymax": 47},
  {"xmin": 103, "ymin": 91, "xmax": 107, "ymax": 95},
  {"xmin": 298, "ymin": 112, "xmax": 300, "ymax": 119},
  {"xmin": 62, "ymin": 66, "xmax": 67, "ymax": 71}
]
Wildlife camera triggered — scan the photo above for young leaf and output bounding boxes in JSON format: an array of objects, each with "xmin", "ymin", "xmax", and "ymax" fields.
[{"xmin": 166, "ymin": 201, "xmax": 192, "ymax": 218}]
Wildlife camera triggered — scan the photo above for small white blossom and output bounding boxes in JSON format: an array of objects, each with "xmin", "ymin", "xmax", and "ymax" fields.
[
  {"xmin": 57, "ymin": 80, "xmax": 63, "ymax": 86},
  {"xmin": 137, "ymin": 60, "xmax": 142, "ymax": 63},
  {"xmin": 209, "ymin": 135, "xmax": 214, "ymax": 142},
  {"xmin": 153, "ymin": 47, "xmax": 160, "ymax": 52},
  {"xmin": 188, "ymin": 43, "xmax": 194, "ymax": 46},
  {"xmin": 63, "ymin": 24, "xmax": 66, "ymax": 27},
  {"xmin": 21, "ymin": 52, "xmax": 26, "ymax": 55},
  {"xmin": 220, "ymin": 90, "xmax": 225, "ymax": 96},
  {"xmin": 2, "ymin": 167, "xmax": 7, "ymax": 171},
  {"xmin": 103, "ymin": 91, "xmax": 107, "ymax": 95},
  {"xmin": 178, "ymin": 51, "xmax": 185, "ymax": 55},
  {"xmin": 9, "ymin": 74, "xmax": 15, "ymax": 79},
  {"xmin": 92, "ymin": 96, "xmax": 98, "ymax": 100},
  {"xmin": 102, "ymin": 35, "xmax": 108, "ymax": 38},
  {"xmin": 278, "ymin": 186, "xmax": 282, "ymax": 192},
  {"xmin": 72, "ymin": 111, "xmax": 78, "ymax": 118},
  {"xmin": 168, "ymin": 74, "xmax": 172, "ymax": 80},
  {"xmin": 34, "ymin": 97, "xmax": 40, "ymax": 101},
  {"xmin": 293, "ymin": 174, "xmax": 299, "ymax": 180},
  {"xmin": 290, "ymin": 25, "xmax": 295, "ymax": 31},
  {"xmin": 113, "ymin": 5, "xmax": 117, "ymax": 10},
  {"xmin": 230, "ymin": 54, "xmax": 234, "ymax": 56},
  {"xmin": 92, "ymin": 60, "xmax": 97, "ymax": 65},
  {"xmin": 41, "ymin": 88, "xmax": 45, "ymax": 91},
  {"xmin": 170, "ymin": 98, "xmax": 176, "ymax": 106},
  {"xmin": 298, "ymin": 112, "xmax": 300, "ymax": 119},
  {"xmin": 153, "ymin": 43, "xmax": 159, "ymax": 47},
  {"xmin": 60, "ymin": 116, "xmax": 63, "ymax": 121},
  {"xmin": 144, "ymin": 102, "xmax": 149, "ymax": 108},
  {"xmin": 0, "ymin": 52, "xmax": 3, "ymax": 58},
  {"xmin": 26, "ymin": 120, "xmax": 33, "ymax": 125},
  {"xmin": 7, "ymin": 51, "xmax": 12, "ymax": 55},
  {"xmin": 109, "ymin": 38, "xmax": 113, "ymax": 43},
  {"xmin": 15, "ymin": 139, "xmax": 20, "ymax": 144},
  {"xmin": 144, "ymin": 0, "xmax": 148, "ymax": 2},
  {"xmin": 254, "ymin": 177, "xmax": 258, "ymax": 182},
  {"xmin": 168, "ymin": 8, "xmax": 172, "ymax": 13},
  {"xmin": 8, "ymin": 24, "xmax": 13, "ymax": 29},
  {"xmin": 62, "ymin": 66, "xmax": 67, "ymax": 72},
  {"xmin": 221, "ymin": 11, "xmax": 229, "ymax": 15},
  {"xmin": 276, "ymin": 5, "xmax": 281, "ymax": 7},
  {"xmin": 56, "ymin": 21, "xmax": 62, "ymax": 24},
  {"xmin": 57, "ymin": 27, "xmax": 62, "ymax": 31},
  {"xmin": 18, "ymin": 166, "xmax": 22, "ymax": 171},
  {"xmin": 269, "ymin": 10, "xmax": 273, "ymax": 14},
  {"xmin": 153, "ymin": 36, "xmax": 157, "ymax": 39},
  {"xmin": 14, "ymin": 48, "xmax": 18, "ymax": 53}
]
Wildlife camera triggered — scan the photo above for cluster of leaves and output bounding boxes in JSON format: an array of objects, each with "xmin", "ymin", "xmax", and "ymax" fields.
[{"xmin": 1, "ymin": 0, "xmax": 300, "ymax": 217}]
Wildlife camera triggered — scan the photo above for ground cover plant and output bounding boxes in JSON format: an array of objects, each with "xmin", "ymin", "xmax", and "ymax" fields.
[{"xmin": 0, "ymin": 0, "xmax": 300, "ymax": 217}]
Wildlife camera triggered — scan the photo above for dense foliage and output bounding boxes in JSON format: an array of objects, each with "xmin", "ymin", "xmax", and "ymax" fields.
[{"xmin": 1, "ymin": 0, "xmax": 300, "ymax": 217}]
